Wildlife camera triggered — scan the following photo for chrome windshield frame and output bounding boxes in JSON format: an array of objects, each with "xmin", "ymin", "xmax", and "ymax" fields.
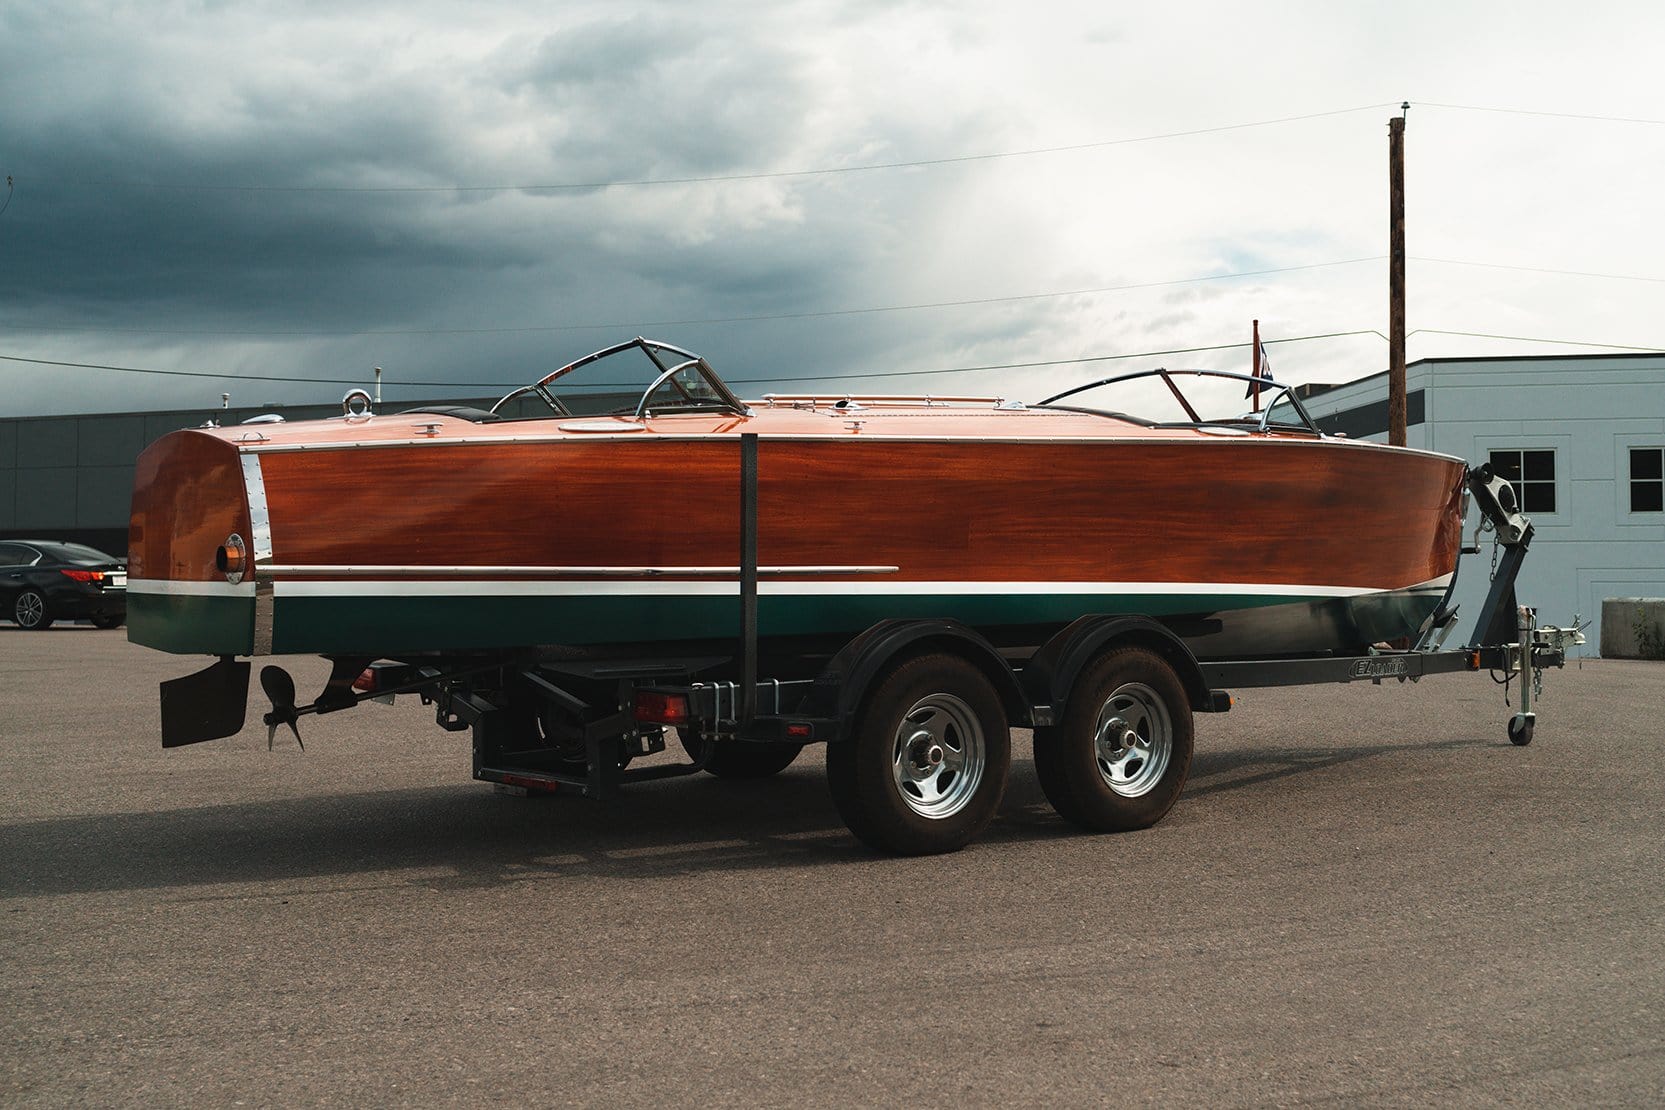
[
  {"xmin": 491, "ymin": 337, "xmax": 749, "ymax": 419},
  {"xmin": 1037, "ymin": 367, "xmax": 1323, "ymax": 436}
]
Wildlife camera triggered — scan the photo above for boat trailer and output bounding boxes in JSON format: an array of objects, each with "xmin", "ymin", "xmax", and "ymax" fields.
[{"xmin": 169, "ymin": 440, "xmax": 1582, "ymax": 855}]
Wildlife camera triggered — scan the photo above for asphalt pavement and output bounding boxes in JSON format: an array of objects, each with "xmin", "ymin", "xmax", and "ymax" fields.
[{"xmin": 2, "ymin": 628, "xmax": 1662, "ymax": 1106}]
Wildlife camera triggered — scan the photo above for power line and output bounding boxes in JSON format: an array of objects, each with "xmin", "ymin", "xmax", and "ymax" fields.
[
  {"xmin": 0, "ymin": 257, "xmax": 1384, "ymax": 337},
  {"xmin": 8, "ymin": 254, "xmax": 1662, "ymax": 341},
  {"xmin": 8, "ymin": 329, "xmax": 1660, "ymax": 402},
  {"xmin": 726, "ymin": 331, "xmax": 1383, "ymax": 383},
  {"xmin": 45, "ymin": 101, "xmax": 1664, "ymax": 197},
  {"xmin": 1410, "ymin": 329, "xmax": 1665, "ymax": 353},
  {"xmin": 0, "ymin": 330, "xmax": 1382, "ymax": 391},
  {"xmin": 1413, "ymin": 257, "xmax": 1665, "ymax": 284},
  {"xmin": 63, "ymin": 104, "xmax": 1398, "ymax": 194},
  {"xmin": 1418, "ymin": 102, "xmax": 1665, "ymax": 127},
  {"xmin": 0, "ymin": 353, "xmax": 384, "ymax": 386}
]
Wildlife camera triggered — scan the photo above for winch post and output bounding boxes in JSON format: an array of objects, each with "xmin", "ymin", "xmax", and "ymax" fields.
[{"xmin": 1465, "ymin": 464, "xmax": 1535, "ymax": 650}]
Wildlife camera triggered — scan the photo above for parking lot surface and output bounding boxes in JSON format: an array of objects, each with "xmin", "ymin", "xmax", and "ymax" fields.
[{"xmin": 3, "ymin": 628, "xmax": 1662, "ymax": 1106}]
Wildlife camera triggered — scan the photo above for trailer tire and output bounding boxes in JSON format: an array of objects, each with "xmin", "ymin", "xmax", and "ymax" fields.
[
  {"xmin": 826, "ymin": 652, "xmax": 1010, "ymax": 855},
  {"xmin": 678, "ymin": 730, "xmax": 803, "ymax": 779},
  {"xmin": 1033, "ymin": 646, "xmax": 1192, "ymax": 832}
]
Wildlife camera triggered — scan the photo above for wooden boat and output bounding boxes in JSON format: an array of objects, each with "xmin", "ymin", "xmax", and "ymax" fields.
[{"xmin": 128, "ymin": 338, "xmax": 1466, "ymax": 664}]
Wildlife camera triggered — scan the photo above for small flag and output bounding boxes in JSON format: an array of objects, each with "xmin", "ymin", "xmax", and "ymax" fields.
[{"xmin": 1246, "ymin": 340, "xmax": 1271, "ymax": 400}]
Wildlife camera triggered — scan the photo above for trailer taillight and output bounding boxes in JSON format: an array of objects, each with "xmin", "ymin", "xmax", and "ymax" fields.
[
  {"xmin": 634, "ymin": 691, "xmax": 690, "ymax": 725},
  {"xmin": 352, "ymin": 668, "xmax": 378, "ymax": 693}
]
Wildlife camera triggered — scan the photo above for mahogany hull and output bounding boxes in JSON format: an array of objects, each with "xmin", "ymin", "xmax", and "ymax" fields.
[{"xmin": 129, "ymin": 412, "xmax": 1467, "ymax": 662}]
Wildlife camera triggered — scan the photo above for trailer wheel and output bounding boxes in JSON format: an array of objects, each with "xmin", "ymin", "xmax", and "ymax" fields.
[
  {"xmin": 678, "ymin": 730, "xmax": 803, "ymax": 779},
  {"xmin": 1033, "ymin": 646, "xmax": 1192, "ymax": 832},
  {"xmin": 826, "ymin": 653, "xmax": 1010, "ymax": 855}
]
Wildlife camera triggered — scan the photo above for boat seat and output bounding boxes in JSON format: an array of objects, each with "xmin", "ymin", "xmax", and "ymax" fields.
[{"xmin": 399, "ymin": 405, "xmax": 503, "ymax": 423}]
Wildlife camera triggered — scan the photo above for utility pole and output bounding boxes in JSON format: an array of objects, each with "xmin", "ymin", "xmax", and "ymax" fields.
[{"xmin": 1388, "ymin": 103, "xmax": 1408, "ymax": 447}]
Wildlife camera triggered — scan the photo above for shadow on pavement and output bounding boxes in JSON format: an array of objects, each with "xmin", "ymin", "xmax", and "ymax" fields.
[
  {"xmin": 1184, "ymin": 735, "xmax": 1491, "ymax": 797},
  {"xmin": 0, "ymin": 772, "xmax": 864, "ymax": 898},
  {"xmin": 0, "ymin": 737, "xmax": 1495, "ymax": 899}
]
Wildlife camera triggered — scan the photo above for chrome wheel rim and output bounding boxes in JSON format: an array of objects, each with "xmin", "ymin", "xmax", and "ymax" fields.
[
  {"xmin": 15, "ymin": 593, "xmax": 43, "ymax": 628},
  {"xmin": 891, "ymin": 692, "xmax": 985, "ymax": 819},
  {"xmin": 1093, "ymin": 683, "xmax": 1172, "ymax": 797}
]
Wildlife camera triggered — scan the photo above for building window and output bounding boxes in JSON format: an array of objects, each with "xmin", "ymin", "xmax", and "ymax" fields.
[
  {"xmin": 1488, "ymin": 449, "xmax": 1556, "ymax": 513},
  {"xmin": 1633, "ymin": 448, "xmax": 1664, "ymax": 513}
]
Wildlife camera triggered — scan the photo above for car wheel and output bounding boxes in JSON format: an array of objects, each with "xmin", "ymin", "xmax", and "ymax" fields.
[
  {"xmin": 91, "ymin": 615, "xmax": 125, "ymax": 630},
  {"xmin": 14, "ymin": 590, "xmax": 53, "ymax": 630},
  {"xmin": 826, "ymin": 652, "xmax": 1010, "ymax": 855}
]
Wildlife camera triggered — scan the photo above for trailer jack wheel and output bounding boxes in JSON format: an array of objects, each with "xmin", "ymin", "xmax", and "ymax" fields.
[{"xmin": 1508, "ymin": 712, "xmax": 1535, "ymax": 746}]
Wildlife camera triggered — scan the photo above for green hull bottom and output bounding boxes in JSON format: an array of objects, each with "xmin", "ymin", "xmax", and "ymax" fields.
[
  {"xmin": 130, "ymin": 592, "xmax": 256, "ymax": 656},
  {"xmin": 130, "ymin": 587, "xmax": 1445, "ymax": 660}
]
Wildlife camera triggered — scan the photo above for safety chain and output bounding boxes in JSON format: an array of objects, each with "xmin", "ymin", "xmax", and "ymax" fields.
[{"xmin": 1478, "ymin": 515, "xmax": 1499, "ymax": 580}]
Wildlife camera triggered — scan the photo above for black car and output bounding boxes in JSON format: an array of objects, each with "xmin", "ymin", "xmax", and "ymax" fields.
[{"xmin": 0, "ymin": 540, "xmax": 127, "ymax": 630}]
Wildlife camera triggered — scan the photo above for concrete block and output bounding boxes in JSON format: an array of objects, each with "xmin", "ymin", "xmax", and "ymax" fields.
[{"xmin": 1601, "ymin": 598, "xmax": 1665, "ymax": 659}]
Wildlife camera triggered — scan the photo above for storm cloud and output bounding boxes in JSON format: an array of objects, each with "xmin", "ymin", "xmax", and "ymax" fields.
[{"xmin": 2, "ymin": 1, "xmax": 1663, "ymax": 416}]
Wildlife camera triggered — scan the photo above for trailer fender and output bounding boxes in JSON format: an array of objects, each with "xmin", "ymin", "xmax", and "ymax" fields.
[
  {"xmin": 807, "ymin": 618, "xmax": 1032, "ymax": 738},
  {"xmin": 1022, "ymin": 615, "xmax": 1217, "ymax": 719}
]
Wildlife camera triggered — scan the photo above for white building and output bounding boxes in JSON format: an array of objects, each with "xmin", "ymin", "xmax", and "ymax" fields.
[{"xmin": 1295, "ymin": 353, "xmax": 1665, "ymax": 654}]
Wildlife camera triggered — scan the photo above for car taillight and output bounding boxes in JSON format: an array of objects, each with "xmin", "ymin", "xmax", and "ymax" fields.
[{"xmin": 61, "ymin": 569, "xmax": 104, "ymax": 583}]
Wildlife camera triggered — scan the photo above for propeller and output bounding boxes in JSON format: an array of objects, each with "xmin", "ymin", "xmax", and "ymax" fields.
[{"xmin": 259, "ymin": 665, "xmax": 303, "ymax": 750}]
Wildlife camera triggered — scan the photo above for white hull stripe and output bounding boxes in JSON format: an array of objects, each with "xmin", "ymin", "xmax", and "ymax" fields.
[
  {"xmin": 131, "ymin": 579, "xmax": 257, "ymax": 597},
  {"xmin": 130, "ymin": 575, "xmax": 1452, "ymax": 600}
]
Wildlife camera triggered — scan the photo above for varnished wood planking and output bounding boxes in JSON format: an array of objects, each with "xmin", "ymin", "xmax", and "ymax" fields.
[
  {"xmin": 241, "ymin": 433, "xmax": 1463, "ymax": 590},
  {"xmin": 755, "ymin": 439, "xmax": 1461, "ymax": 587},
  {"xmin": 128, "ymin": 431, "xmax": 249, "ymax": 582},
  {"xmin": 258, "ymin": 438, "xmax": 743, "ymax": 568}
]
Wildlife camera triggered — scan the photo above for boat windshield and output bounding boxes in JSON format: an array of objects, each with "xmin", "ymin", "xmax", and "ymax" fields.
[
  {"xmin": 491, "ymin": 338, "xmax": 748, "ymax": 420},
  {"xmin": 1037, "ymin": 368, "xmax": 1322, "ymax": 435}
]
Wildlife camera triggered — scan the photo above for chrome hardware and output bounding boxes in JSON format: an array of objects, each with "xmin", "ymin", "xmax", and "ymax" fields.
[
  {"xmin": 238, "ymin": 454, "xmax": 275, "ymax": 654},
  {"xmin": 217, "ymin": 533, "xmax": 248, "ymax": 585},
  {"xmin": 342, "ymin": 388, "xmax": 374, "ymax": 420},
  {"xmin": 241, "ymin": 413, "xmax": 286, "ymax": 425},
  {"xmin": 413, "ymin": 422, "xmax": 443, "ymax": 437},
  {"xmin": 256, "ymin": 563, "xmax": 899, "ymax": 579},
  {"xmin": 1038, "ymin": 367, "xmax": 1324, "ymax": 437}
]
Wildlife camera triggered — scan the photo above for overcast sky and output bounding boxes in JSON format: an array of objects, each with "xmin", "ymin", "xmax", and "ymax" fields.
[{"xmin": 3, "ymin": 0, "xmax": 1663, "ymax": 417}]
